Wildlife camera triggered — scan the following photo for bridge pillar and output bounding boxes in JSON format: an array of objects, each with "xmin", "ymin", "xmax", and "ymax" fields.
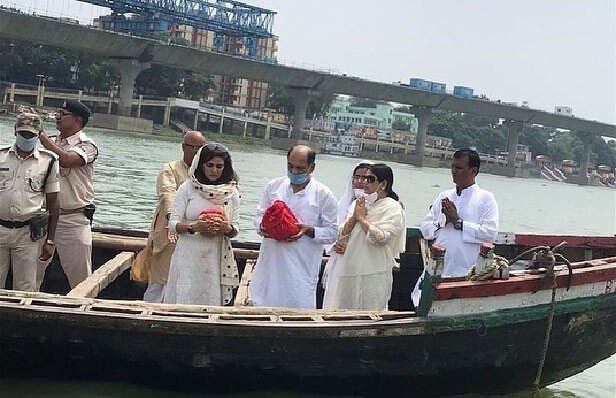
[
  {"xmin": 193, "ymin": 110, "xmax": 199, "ymax": 130},
  {"xmin": 219, "ymin": 108, "xmax": 225, "ymax": 134},
  {"xmin": 163, "ymin": 98, "xmax": 171, "ymax": 127},
  {"xmin": 504, "ymin": 120, "xmax": 523, "ymax": 177},
  {"xmin": 264, "ymin": 116, "xmax": 272, "ymax": 140},
  {"xmin": 113, "ymin": 59, "xmax": 150, "ymax": 117},
  {"xmin": 288, "ymin": 88, "xmax": 311, "ymax": 140},
  {"xmin": 571, "ymin": 132, "xmax": 594, "ymax": 185},
  {"xmin": 137, "ymin": 95, "xmax": 143, "ymax": 118},
  {"xmin": 412, "ymin": 106, "xmax": 433, "ymax": 167},
  {"xmin": 107, "ymin": 91, "xmax": 113, "ymax": 114}
]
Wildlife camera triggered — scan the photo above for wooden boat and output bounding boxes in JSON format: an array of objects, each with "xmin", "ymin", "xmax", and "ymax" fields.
[{"xmin": 0, "ymin": 227, "xmax": 615, "ymax": 396}]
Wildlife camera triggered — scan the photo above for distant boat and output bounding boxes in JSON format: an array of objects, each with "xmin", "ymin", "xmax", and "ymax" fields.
[{"xmin": 1, "ymin": 228, "xmax": 615, "ymax": 396}]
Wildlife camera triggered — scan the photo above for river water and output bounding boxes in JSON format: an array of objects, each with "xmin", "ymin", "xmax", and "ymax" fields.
[{"xmin": 0, "ymin": 119, "xmax": 614, "ymax": 397}]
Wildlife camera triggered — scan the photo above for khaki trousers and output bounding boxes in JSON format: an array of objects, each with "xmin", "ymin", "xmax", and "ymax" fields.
[
  {"xmin": 53, "ymin": 213, "xmax": 92, "ymax": 289},
  {"xmin": 0, "ymin": 224, "xmax": 40, "ymax": 292}
]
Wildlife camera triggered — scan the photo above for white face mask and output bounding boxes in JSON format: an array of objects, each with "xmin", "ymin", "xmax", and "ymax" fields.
[
  {"xmin": 364, "ymin": 191, "xmax": 379, "ymax": 205},
  {"xmin": 356, "ymin": 190, "xmax": 378, "ymax": 205}
]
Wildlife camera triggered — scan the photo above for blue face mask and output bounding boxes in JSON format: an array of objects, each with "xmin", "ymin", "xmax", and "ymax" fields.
[
  {"xmin": 15, "ymin": 134, "xmax": 38, "ymax": 152},
  {"xmin": 287, "ymin": 170, "xmax": 309, "ymax": 185}
]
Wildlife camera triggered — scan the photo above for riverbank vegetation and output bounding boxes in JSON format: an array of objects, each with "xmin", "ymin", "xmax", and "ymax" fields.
[{"xmin": 428, "ymin": 111, "xmax": 616, "ymax": 167}]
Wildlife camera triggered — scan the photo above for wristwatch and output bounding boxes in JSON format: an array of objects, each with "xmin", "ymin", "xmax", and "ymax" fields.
[
  {"xmin": 454, "ymin": 218, "xmax": 463, "ymax": 230},
  {"xmin": 45, "ymin": 239, "xmax": 55, "ymax": 246}
]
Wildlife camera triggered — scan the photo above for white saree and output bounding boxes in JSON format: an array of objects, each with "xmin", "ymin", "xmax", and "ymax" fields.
[{"xmin": 325, "ymin": 197, "xmax": 406, "ymax": 311}]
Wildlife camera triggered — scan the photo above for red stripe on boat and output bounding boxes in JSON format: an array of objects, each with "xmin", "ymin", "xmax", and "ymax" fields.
[
  {"xmin": 434, "ymin": 263, "xmax": 616, "ymax": 300},
  {"xmin": 514, "ymin": 234, "xmax": 616, "ymax": 248}
]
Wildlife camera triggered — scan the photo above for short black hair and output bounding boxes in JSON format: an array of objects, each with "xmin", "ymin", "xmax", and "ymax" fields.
[
  {"xmin": 287, "ymin": 145, "xmax": 316, "ymax": 165},
  {"xmin": 453, "ymin": 148, "xmax": 481, "ymax": 172}
]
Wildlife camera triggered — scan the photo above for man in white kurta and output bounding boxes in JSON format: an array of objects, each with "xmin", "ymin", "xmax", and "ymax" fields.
[
  {"xmin": 412, "ymin": 149, "xmax": 498, "ymax": 306},
  {"xmin": 250, "ymin": 145, "xmax": 338, "ymax": 309}
]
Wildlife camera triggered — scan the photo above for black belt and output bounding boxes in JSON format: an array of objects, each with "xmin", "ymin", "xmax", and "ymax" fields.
[{"xmin": 0, "ymin": 219, "xmax": 30, "ymax": 229}]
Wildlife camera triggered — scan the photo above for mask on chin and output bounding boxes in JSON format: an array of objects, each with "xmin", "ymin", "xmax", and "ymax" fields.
[
  {"xmin": 355, "ymin": 190, "xmax": 378, "ymax": 205},
  {"xmin": 15, "ymin": 134, "xmax": 38, "ymax": 152}
]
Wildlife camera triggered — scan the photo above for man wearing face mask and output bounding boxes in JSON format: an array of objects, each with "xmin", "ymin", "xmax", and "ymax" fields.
[
  {"xmin": 250, "ymin": 145, "xmax": 338, "ymax": 309},
  {"xmin": 38, "ymin": 100, "xmax": 98, "ymax": 290},
  {"xmin": 0, "ymin": 113, "xmax": 59, "ymax": 291}
]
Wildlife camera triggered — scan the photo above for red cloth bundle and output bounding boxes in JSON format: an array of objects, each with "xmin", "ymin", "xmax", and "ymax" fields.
[
  {"xmin": 261, "ymin": 200, "xmax": 300, "ymax": 241},
  {"xmin": 199, "ymin": 207, "xmax": 225, "ymax": 221}
]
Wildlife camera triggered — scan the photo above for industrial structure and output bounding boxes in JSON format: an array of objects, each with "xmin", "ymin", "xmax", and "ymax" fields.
[{"xmin": 86, "ymin": 0, "xmax": 278, "ymax": 109}]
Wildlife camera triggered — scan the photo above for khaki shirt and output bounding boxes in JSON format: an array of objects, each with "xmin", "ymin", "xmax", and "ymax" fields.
[
  {"xmin": 151, "ymin": 160, "xmax": 189, "ymax": 252},
  {"xmin": 0, "ymin": 145, "xmax": 60, "ymax": 222},
  {"xmin": 55, "ymin": 131, "xmax": 98, "ymax": 210},
  {"xmin": 147, "ymin": 160, "xmax": 189, "ymax": 285}
]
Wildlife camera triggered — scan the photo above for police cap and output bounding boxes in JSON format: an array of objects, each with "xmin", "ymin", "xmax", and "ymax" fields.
[{"xmin": 61, "ymin": 100, "xmax": 91, "ymax": 127}]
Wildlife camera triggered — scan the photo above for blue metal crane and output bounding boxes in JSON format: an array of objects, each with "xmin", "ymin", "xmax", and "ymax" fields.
[{"xmin": 78, "ymin": 0, "xmax": 275, "ymax": 39}]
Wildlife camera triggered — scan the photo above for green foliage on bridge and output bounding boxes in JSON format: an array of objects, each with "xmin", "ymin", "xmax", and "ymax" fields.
[{"xmin": 0, "ymin": 38, "xmax": 211, "ymax": 101}]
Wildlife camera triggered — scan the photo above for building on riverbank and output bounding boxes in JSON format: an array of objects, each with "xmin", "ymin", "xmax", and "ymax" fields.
[{"xmin": 326, "ymin": 96, "xmax": 418, "ymax": 132}]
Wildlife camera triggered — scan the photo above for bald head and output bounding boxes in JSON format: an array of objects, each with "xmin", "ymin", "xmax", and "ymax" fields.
[
  {"xmin": 287, "ymin": 145, "xmax": 316, "ymax": 186},
  {"xmin": 182, "ymin": 130, "xmax": 207, "ymax": 166},
  {"xmin": 287, "ymin": 145, "xmax": 315, "ymax": 165}
]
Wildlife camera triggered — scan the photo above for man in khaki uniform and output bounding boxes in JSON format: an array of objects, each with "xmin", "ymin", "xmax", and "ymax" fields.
[
  {"xmin": 39, "ymin": 100, "xmax": 97, "ymax": 289},
  {"xmin": 0, "ymin": 113, "xmax": 59, "ymax": 291},
  {"xmin": 141, "ymin": 130, "xmax": 206, "ymax": 302}
]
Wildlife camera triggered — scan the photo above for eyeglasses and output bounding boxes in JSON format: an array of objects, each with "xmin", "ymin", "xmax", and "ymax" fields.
[
  {"xmin": 204, "ymin": 142, "xmax": 229, "ymax": 153},
  {"xmin": 182, "ymin": 142, "xmax": 201, "ymax": 151},
  {"xmin": 360, "ymin": 175, "xmax": 377, "ymax": 183}
]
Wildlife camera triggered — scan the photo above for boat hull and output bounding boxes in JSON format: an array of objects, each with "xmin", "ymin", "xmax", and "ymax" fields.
[{"xmin": 1, "ymin": 292, "xmax": 614, "ymax": 396}]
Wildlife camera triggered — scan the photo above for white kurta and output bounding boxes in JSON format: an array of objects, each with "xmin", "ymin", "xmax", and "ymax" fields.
[
  {"xmin": 324, "ymin": 197, "xmax": 406, "ymax": 311},
  {"xmin": 163, "ymin": 181, "xmax": 240, "ymax": 305},
  {"xmin": 250, "ymin": 177, "xmax": 338, "ymax": 309},
  {"xmin": 412, "ymin": 184, "xmax": 498, "ymax": 306}
]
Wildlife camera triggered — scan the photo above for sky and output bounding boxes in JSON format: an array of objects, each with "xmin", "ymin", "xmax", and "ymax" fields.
[{"xmin": 6, "ymin": 0, "xmax": 616, "ymax": 124}]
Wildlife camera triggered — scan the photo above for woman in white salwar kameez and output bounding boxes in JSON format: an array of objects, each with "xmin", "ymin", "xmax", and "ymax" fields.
[
  {"xmin": 164, "ymin": 143, "xmax": 240, "ymax": 306},
  {"xmin": 321, "ymin": 160, "xmax": 373, "ymax": 308},
  {"xmin": 325, "ymin": 163, "xmax": 405, "ymax": 311}
]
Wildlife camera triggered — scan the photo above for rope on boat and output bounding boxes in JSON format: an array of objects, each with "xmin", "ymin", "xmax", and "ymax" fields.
[
  {"xmin": 532, "ymin": 276, "xmax": 558, "ymax": 395},
  {"xmin": 466, "ymin": 254, "xmax": 509, "ymax": 281}
]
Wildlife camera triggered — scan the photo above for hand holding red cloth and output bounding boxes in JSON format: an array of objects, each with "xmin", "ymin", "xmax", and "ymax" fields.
[{"xmin": 261, "ymin": 200, "xmax": 301, "ymax": 241}]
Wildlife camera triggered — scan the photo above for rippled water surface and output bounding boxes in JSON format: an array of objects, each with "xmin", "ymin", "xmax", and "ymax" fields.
[{"xmin": 0, "ymin": 118, "xmax": 614, "ymax": 396}]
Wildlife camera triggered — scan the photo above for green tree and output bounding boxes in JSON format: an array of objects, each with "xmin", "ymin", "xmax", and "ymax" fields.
[
  {"xmin": 266, "ymin": 84, "xmax": 335, "ymax": 118},
  {"xmin": 392, "ymin": 120, "xmax": 410, "ymax": 131}
]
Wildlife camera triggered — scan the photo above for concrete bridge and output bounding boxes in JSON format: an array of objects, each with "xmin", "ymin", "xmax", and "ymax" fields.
[
  {"xmin": 0, "ymin": 9, "xmax": 614, "ymax": 181},
  {"xmin": 3, "ymin": 82, "xmax": 289, "ymax": 136}
]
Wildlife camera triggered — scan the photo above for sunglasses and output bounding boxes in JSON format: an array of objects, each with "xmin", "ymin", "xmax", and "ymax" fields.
[
  {"xmin": 57, "ymin": 110, "xmax": 72, "ymax": 117},
  {"xmin": 360, "ymin": 175, "xmax": 377, "ymax": 183},
  {"xmin": 204, "ymin": 142, "xmax": 229, "ymax": 153}
]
